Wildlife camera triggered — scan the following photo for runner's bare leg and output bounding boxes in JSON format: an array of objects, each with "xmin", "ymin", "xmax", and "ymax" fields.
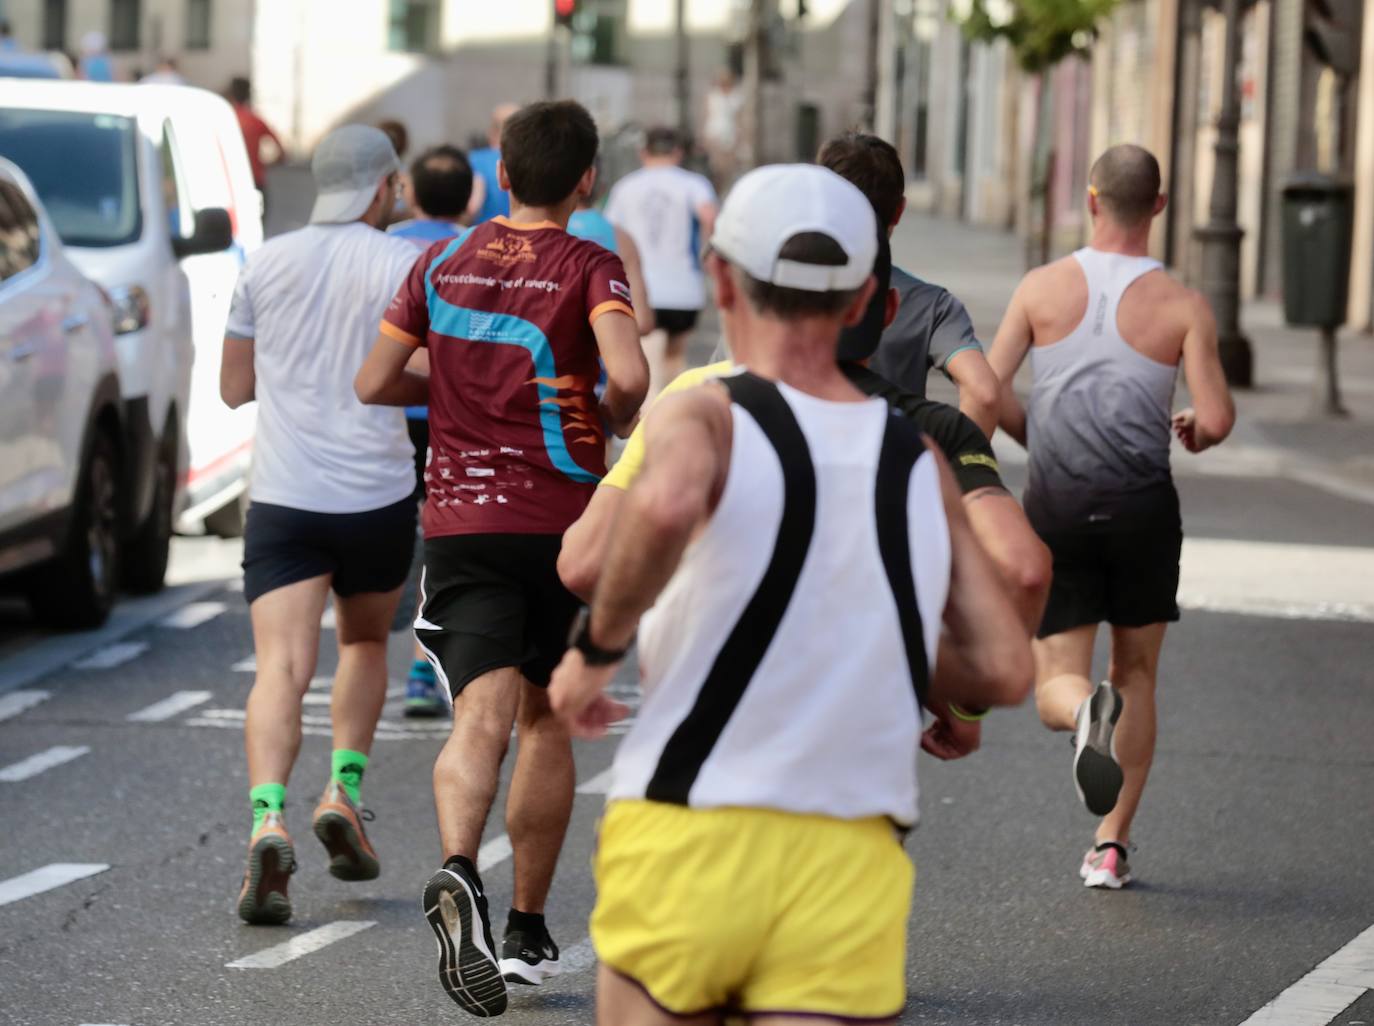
[
  {"xmin": 1096, "ymin": 623, "xmax": 1167, "ymax": 844},
  {"xmin": 433, "ymin": 665, "xmax": 522, "ymax": 860},
  {"xmin": 1033, "ymin": 623, "xmax": 1098, "ymax": 732},
  {"xmin": 331, "ymin": 586, "xmax": 404, "ymax": 757},
  {"xmin": 507, "ymin": 681, "xmax": 575, "ymax": 913}
]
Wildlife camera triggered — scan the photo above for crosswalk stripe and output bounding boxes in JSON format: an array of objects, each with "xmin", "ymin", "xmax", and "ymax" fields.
[
  {"xmin": 0, "ymin": 689, "xmax": 49, "ymax": 724},
  {"xmin": 72, "ymin": 642, "xmax": 148, "ymax": 670},
  {"xmin": 225, "ymin": 920, "xmax": 376, "ymax": 969},
  {"xmin": 231, "ymin": 656, "xmax": 256, "ymax": 672},
  {"xmin": 0, "ymin": 745, "xmax": 90, "ymax": 782},
  {"xmin": 0, "ymin": 863, "xmax": 109, "ymax": 907},
  {"xmin": 126, "ymin": 691, "xmax": 213, "ymax": 723},
  {"xmin": 478, "ymin": 834, "xmax": 513, "ymax": 868},
  {"xmin": 159, "ymin": 601, "xmax": 228, "ymax": 629},
  {"xmin": 1239, "ymin": 922, "xmax": 1374, "ymax": 1025}
]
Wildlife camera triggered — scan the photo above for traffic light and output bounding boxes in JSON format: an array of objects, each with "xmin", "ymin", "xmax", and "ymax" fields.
[
  {"xmin": 1305, "ymin": 0, "xmax": 1361, "ymax": 76},
  {"xmin": 555, "ymin": 0, "xmax": 578, "ymax": 28}
]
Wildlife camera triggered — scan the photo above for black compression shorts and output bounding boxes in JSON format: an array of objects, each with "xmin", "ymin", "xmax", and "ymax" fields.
[{"xmin": 1036, "ymin": 521, "xmax": 1182, "ymax": 638}]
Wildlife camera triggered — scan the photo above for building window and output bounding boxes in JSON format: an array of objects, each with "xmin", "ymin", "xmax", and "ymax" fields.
[
  {"xmin": 388, "ymin": 0, "xmax": 439, "ymax": 53},
  {"xmin": 43, "ymin": 0, "xmax": 68, "ymax": 50},
  {"xmin": 110, "ymin": 0, "xmax": 142, "ymax": 51},
  {"xmin": 570, "ymin": 0, "xmax": 626, "ymax": 67},
  {"xmin": 186, "ymin": 0, "xmax": 211, "ymax": 49}
]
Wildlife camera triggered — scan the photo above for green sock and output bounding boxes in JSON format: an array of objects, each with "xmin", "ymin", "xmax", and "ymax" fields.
[
  {"xmin": 250, "ymin": 782, "xmax": 286, "ymax": 832},
  {"xmin": 332, "ymin": 749, "xmax": 368, "ymax": 806}
]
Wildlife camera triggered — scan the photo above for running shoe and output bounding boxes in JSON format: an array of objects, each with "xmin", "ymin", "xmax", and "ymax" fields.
[
  {"xmin": 404, "ymin": 669, "xmax": 446, "ymax": 718},
  {"xmin": 500, "ymin": 925, "xmax": 561, "ymax": 986},
  {"xmin": 236, "ymin": 812, "xmax": 295, "ymax": 925},
  {"xmin": 1073, "ymin": 680, "xmax": 1124, "ymax": 816},
  {"xmin": 1080, "ymin": 841, "xmax": 1132, "ymax": 889},
  {"xmin": 311, "ymin": 781, "xmax": 380, "ymax": 881},
  {"xmin": 422, "ymin": 864, "xmax": 508, "ymax": 1016}
]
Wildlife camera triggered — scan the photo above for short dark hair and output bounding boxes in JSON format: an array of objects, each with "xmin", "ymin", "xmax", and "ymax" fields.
[
  {"xmin": 643, "ymin": 126, "xmax": 682, "ymax": 156},
  {"xmin": 1089, "ymin": 144, "xmax": 1161, "ymax": 225},
  {"xmin": 409, "ymin": 145, "xmax": 473, "ymax": 220},
  {"xmin": 228, "ymin": 76, "xmax": 251, "ymax": 104},
  {"xmin": 500, "ymin": 100, "xmax": 599, "ymax": 207},
  {"xmin": 816, "ymin": 132, "xmax": 905, "ymax": 231},
  {"xmin": 376, "ymin": 119, "xmax": 409, "ymax": 159},
  {"xmin": 737, "ymin": 232, "xmax": 863, "ymax": 319}
]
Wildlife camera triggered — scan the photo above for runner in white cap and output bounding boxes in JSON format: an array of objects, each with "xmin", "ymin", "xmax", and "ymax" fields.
[
  {"xmin": 221, "ymin": 123, "xmax": 424, "ymax": 925},
  {"xmin": 549, "ymin": 164, "xmax": 1032, "ymax": 1024}
]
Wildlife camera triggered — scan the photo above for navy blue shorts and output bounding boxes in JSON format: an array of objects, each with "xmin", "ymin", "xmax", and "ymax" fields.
[{"xmin": 242, "ymin": 497, "xmax": 417, "ymax": 604}]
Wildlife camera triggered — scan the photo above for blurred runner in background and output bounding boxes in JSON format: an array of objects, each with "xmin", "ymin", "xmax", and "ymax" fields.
[{"xmin": 467, "ymin": 102, "xmax": 518, "ymax": 225}]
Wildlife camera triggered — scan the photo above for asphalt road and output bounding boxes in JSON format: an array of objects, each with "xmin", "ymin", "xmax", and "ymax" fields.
[{"xmin": 1, "ymin": 460, "xmax": 1372, "ymax": 1026}]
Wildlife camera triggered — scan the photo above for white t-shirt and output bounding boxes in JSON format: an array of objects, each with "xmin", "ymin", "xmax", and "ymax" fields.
[
  {"xmin": 226, "ymin": 222, "xmax": 421, "ymax": 514},
  {"xmin": 605, "ymin": 164, "xmax": 717, "ymax": 312}
]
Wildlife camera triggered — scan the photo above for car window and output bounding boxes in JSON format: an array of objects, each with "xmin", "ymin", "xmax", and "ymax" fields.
[
  {"xmin": 160, "ymin": 121, "xmax": 194, "ymax": 242},
  {"xmin": 0, "ymin": 178, "xmax": 42, "ymax": 283},
  {"xmin": 0, "ymin": 109, "xmax": 141, "ymax": 248}
]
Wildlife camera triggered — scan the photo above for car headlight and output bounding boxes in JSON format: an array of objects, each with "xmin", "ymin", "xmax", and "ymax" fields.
[{"xmin": 108, "ymin": 285, "xmax": 151, "ymax": 335}]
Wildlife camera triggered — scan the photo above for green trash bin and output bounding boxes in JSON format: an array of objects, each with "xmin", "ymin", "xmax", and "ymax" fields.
[{"xmin": 1281, "ymin": 173, "xmax": 1354, "ymax": 327}]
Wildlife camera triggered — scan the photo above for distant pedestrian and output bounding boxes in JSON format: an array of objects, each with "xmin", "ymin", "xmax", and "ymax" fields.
[
  {"xmin": 78, "ymin": 32, "xmax": 114, "ymax": 82},
  {"xmin": 356, "ymin": 98, "xmax": 647, "ymax": 1015},
  {"xmin": 818, "ymin": 132, "xmax": 1001, "ymax": 438},
  {"xmin": 220, "ymin": 124, "xmax": 424, "ymax": 925},
  {"xmin": 988, "ymin": 144, "xmax": 1236, "ymax": 889},
  {"xmin": 227, "ymin": 77, "xmax": 283, "ymax": 194},
  {"xmin": 466, "ymin": 102, "xmax": 518, "ymax": 225},
  {"xmin": 387, "ymin": 143, "xmax": 475, "ymax": 718},
  {"xmin": 605, "ymin": 125, "xmax": 718, "ymax": 397},
  {"xmin": 140, "ymin": 57, "xmax": 186, "ymax": 84},
  {"xmin": 701, "ymin": 67, "xmax": 743, "ymax": 189}
]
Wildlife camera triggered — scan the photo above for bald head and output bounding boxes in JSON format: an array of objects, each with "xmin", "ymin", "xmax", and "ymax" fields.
[
  {"xmin": 490, "ymin": 103, "xmax": 519, "ymax": 145},
  {"xmin": 1089, "ymin": 144, "xmax": 1162, "ymax": 226}
]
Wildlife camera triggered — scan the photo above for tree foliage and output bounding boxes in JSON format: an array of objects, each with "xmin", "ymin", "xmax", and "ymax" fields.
[{"xmin": 957, "ymin": 0, "xmax": 1122, "ymax": 72}]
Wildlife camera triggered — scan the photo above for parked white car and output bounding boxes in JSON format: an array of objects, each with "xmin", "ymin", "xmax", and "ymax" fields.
[
  {"xmin": 0, "ymin": 80, "xmax": 262, "ymax": 593},
  {"xmin": 0, "ymin": 158, "xmax": 125, "ymax": 628}
]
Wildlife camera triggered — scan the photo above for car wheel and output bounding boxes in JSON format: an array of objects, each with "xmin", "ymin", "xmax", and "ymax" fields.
[
  {"xmin": 203, "ymin": 490, "xmax": 247, "ymax": 539},
  {"xmin": 121, "ymin": 444, "xmax": 173, "ymax": 594},
  {"xmin": 29, "ymin": 431, "xmax": 121, "ymax": 630}
]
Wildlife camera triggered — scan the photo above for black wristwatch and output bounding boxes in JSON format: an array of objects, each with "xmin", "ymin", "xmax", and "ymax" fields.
[{"xmin": 568, "ymin": 607, "xmax": 631, "ymax": 666}]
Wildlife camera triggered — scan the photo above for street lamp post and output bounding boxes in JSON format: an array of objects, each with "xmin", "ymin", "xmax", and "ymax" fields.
[{"xmin": 1194, "ymin": 0, "xmax": 1252, "ymax": 386}]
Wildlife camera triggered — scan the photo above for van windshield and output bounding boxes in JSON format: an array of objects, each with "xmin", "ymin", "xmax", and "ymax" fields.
[{"xmin": 0, "ymin": 109, "xmax": 141, "ymax": 248}]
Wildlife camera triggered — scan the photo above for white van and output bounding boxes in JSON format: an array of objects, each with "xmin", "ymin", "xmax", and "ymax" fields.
[{"xmin": 0, "ymin": 80, "xmax": 261, "ymax": 592}]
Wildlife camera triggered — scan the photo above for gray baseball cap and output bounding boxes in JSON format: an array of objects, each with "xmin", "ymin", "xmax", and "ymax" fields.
[{"xmin": 309, "ymin": 124, "xmax": 399, "ymax": 225}]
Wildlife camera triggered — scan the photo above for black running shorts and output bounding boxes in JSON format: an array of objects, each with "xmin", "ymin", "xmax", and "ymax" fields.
[
  {"xmin": 407, "ymin": 416, "xmax": 429, "ymax": 500},
  {"xmin": 1036, "ymin": 521, "xmax": 1183, "ymax": 639},
  {"xmin": 242, "ymin": 497, "xmax": 417, "ymax": 604},
  {"xmin": 654, "ymin": 308, "xmax": 699, "ymax": 335},
  {"xmin": 416, "ymin": 534, "xmax": 580, "ymax": 698}
]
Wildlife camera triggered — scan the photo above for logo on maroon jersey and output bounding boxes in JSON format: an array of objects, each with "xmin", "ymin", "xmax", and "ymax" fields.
[
  {"xmin": 478, "ymin": 234, "xmax": 537, "ymax": 267},
  {"xmin": 610, "ymin": 280, "xmax": 632, "ymax": 302}
]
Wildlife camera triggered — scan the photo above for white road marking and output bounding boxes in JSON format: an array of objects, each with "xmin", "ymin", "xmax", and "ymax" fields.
[
  {"xmin": 72, "ymin": 642, "xmax": 148, "ymax": 670},
  {"xmin": 226, "ymin": 920, "xmax": 376, "ymax": 969},
  {"xmin": 478, "ymin": 834, "xmax": 513, "ymax": 868},
  {"xmin": 126, "ymin": 690, "xmax": 213, "ymax": 722},
  {"xmin": 0, "ymin": 745, "xmax": 90, "ymax": 782},
  {"xmin": 159, "ymin": 600, "xmax": 227, "ymax": 629},
  {"xmin": 0, "ymin": 863, "xmax": 109, "ymax": 907},
  {"xmin": 1239, "ymin": 923, "xmax": 1374, "ymax": 1025},
  {"xmin": 0, "ymin": 689, "xmax": 49, "ymax": 723},
  {"xmin": 231, "ymin": 656, "xmax": 256, "ymax": 672},
  {"xmin": 1180, "ymin": 539, "xmax": 1374, "ymax": 623},
  {"xmin": 320, "ymin": 606, "xmax": 336, "ymax": 630},
  {"xmin": 576, "ymin": 767, "xmax": 614, "ymax": 795}
]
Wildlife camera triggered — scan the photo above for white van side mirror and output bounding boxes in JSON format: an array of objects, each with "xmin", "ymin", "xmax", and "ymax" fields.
[{"xmin": 173, "ymin": 208, "xmax": 233, "ymax": 259}]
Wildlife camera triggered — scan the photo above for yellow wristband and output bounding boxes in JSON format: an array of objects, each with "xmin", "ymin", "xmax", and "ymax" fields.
[{"xmin": 948, "ymin": 703, "xmax": 989, "ymax": 722}]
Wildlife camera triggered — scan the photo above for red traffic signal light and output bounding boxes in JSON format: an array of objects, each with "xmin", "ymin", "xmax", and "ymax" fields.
[{"xmin": 555, "ymin": 0, "xmax": 578, "ymax": 27}]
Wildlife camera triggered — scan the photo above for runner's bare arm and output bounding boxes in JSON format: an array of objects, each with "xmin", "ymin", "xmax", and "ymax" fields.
[
  {"xmin": 221, "ymin": 335, "xmax": 255, "ymax": 408},
  {"xmin": 354, "ymin": 334, "xmax": 430, "ymax": 407},
  {"xmin": 944, "ymin": 348, "xmax": 1001, "ymax": 439},
  {"xmin": 961, "ymin": 486, "xmax": 1052, "ymax": 630},
  {"xmin": 1173, "ymin": 292, "xmax": 1236, "ymax": 453},
  {"xmin": 464, "ymin": 174, "xmax": 486, "ymax": 224},
  {"xmin": 613, "ymin": 229, "xmax": 657, "ymax": 336},
  {"xmin": 987, "ymin": 281, "xmax": 1034, "ymax": 447},
  {"xmin": 558, "ymin": 485, "xmax": 622, "ymax": 601},
  {"xmin": 595, "ymin": 311, "xmax": 650, "ymax": 438},
  {"xmin": 927, "ymin": 443, "xmax": 1034, "ymax": 710}
]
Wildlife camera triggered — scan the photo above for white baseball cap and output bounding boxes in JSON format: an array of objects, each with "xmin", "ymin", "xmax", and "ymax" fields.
[
  {"xmin": 709, "ymin": 164, "xmax": 878, "ymax": 292},
  {"xmin": 309, "ymin": 124, "xmax": 399, "ymax": 225}
]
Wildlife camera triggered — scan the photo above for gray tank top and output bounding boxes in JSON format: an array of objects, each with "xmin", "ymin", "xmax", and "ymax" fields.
[{"xmin": 1024, "ymin": 248, "xmax": 1179, "ymax": 532}]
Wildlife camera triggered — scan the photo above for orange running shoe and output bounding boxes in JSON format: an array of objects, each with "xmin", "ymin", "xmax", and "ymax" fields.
[
  {"xmin": 237, "ymin": 812, "xmax": 295, "ymax": 925},
  {"xmin": 312, "ymin": 781, "xmax": 380, "ymax": 881}
]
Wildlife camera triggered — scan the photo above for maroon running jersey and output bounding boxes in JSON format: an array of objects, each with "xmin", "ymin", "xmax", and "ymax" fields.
[{"xmin": 380, "ymin": 216, "xmax": 635, "ymax": 538}]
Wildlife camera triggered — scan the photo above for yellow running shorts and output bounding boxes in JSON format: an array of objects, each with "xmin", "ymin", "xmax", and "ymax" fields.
[{"xmin": 591, "ymin": 799, "xmax": 914, "ymax": 1020}]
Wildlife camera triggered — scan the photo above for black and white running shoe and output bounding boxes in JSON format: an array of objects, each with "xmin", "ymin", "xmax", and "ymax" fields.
[
  {"xmin": 1073, "ymin": 680, "xmax": 1124, "ymax": 816},
  {"xmin": 500, "ymin": 928, "xmax": 561, "ymax": 986},
  {"xmin": 422, "ymin": 865, "xmax": 508, "ymax": 1016}
]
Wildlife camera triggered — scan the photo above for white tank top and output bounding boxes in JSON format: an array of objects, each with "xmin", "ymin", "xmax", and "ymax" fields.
[
  {"xmin": 608, "ymin": 372, "xmax": 951, "ymax": 827},
  {"xmin": 1024, "ymin": 247, "xmax": 1179, "ymax": 531}
]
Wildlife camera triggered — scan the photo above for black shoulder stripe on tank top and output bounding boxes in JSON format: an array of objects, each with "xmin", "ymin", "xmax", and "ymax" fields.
[
  {"xmin": 644, "ymin": 372, "xmax": 817, "ymax": 806},
  {"xmin": 874, "ymin": 412, "xmax": 930, "ymax": 707}
]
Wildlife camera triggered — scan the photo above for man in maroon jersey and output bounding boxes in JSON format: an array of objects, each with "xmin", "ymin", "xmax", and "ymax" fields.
[{"xmin": 356, "ymin": 99, "xmax": 647, "ymax": 1015}]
